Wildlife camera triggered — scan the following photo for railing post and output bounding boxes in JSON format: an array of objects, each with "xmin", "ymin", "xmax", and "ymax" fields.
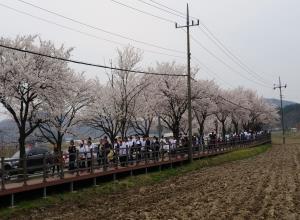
[
  {"xmin": 126, "ymin": 146, "xmax": 129, "ymax": 167},
  {"xmin": 1, "ymin": 157, "xmax": 5, "ymax": 190},
  {"xmin": 11, "ymin": 193, "xmax": 15, "ymax": 208},
  {"xmin": 159, "ymin": 143, "xmax": 162, "ymax": 162},
  {"xmin": 70, "ymin": 181, "xmax": 74, "ymax": 192},
  {"xmin": 43, "ymin": 153, "xmax": 47, "ymax": 183},
  {"xmin": 76, "ymin": 151, "xmax": 80, "ymax": 177},
  {"xmin": 59, "ymin": 151, "xmax": 64, "ymax": 179},
  {"xmin": 115, "ymin": 150, "xmax": 118, "ymax": 170},
  {"xmin": 43, "ymin": 187, "xmax": 47, "ymax": 199},
  {"xmin": 23, "ymin": 156, "xmax": 28, "ymax": 186},
  {"xmin": 198, "ymin": 142, "xmax": 200, "ymax": 158},
  {"xmin": 145, "ymin": 147, "xmax": 148, "ymax": 165},
  {"xmin": 90, "ymin": 149, "xmax": 94, "ymax": 173},
  {"xmin": 104, "ymin": 150, "xmax": 107, "ymax": 171},
  {"xmin": 168, "ymin": 144, "xmax": 171, "ymax": 162},
  {"xmin": 93, "ymin": 177, "xmax": 97, "ymax": 186}
]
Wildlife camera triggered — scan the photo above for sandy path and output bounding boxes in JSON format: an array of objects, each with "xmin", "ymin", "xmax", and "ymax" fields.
[{"xmin": 10, "ymin": 144, "xmax": 300, "ymax": 220}]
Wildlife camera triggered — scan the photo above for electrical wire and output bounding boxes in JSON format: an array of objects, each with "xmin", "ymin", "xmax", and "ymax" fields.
[
  {"xmin": 217, "ymin": 95, "xmax": 252, "ymax": 111},
  {"xmin": 196, "ymin": 25, "xmax": 271, "ymax": 85},
  {"xmin": 0, "ymin": 45, "xmax": 260, "ymax": 111},
  {"xmin": 191, "ymin": 77, "xmax": 253, "ymax": 111},
  {"xmin": 104, "ymin": 0, "xmax": 271, "ymax": 89},
  {"xmin": 0, "ymin": 2, "xmax": 186, "ymax": 60},
  {"xmin": 192, "ymin": 56, "xmax": 235, "ymax": 88},
  {"xmin": 110, "ymin": 0, "xmax": 174, "ymax": 23},
  {"xmin": 136, "ymin": 0, "xmax": 186, "ymax": 20},
  {"xmin": 0, "ymin": 44, "xmax": 187, "ymax": 77},
  {"xmin": 149, "ymin": 0, "xmax": 188, "ymax": 18},
  {"xmin": 14, "ymin": 0, "xmax": 184, "ymax": 54},
  {"xmin": 189, "ymin": 32, "xmax": 272, "ymax": 89},
  {"xmin": 147, "ymin": 0, "xmax": 272, "ymax": 84},
  {"xmin": 7, "ymin": 0, "xmax": 272, "ymax": 91}
]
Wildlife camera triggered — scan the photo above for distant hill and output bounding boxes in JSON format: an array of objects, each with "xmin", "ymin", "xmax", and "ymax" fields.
[
  {"xmin": 0, "ymin": 119, "xmax": 103, "ymax": 145},
  {"xmin": 282, "ymin": 104, "xmax": 300, "ymax": 128},
  {"xmin": 264, "ymin": 99, "xmax": 300, "ymax": 129},
  {"xmin": 265, "ymin": 98, "xmax": 297, "ymax": 108}
]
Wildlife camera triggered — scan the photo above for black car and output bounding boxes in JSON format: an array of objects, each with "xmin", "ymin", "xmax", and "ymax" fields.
[{"xmin": 0, "ymin": 147, "xmax": 52, "ymax": 179}]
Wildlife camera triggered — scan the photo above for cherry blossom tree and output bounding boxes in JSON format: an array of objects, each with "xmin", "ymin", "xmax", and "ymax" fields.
[
  {"xmin": 147, "ymin": 62, "xmax": 197, "ymax": 139},
  {"xmin": 84, "ymin": 80, "xmax": 122, "ymax": 143},
  {"xmin": 129, "ymin": 87, "xmax": 156, "ymax": 136},
  {"xmin": 110, "ymin": 46, "xmax": 147, "ymax": 138},
  {"xmin": 192, "ymin": 80, "xmax": 218, "ymax": 137},
  {"xmin": 38, "ymin": 73, "xmax": 93, "ymax": 150},
  {"xmin": 0, "ymin": 35, "xmax": 72, "ymax": 159},
  {"xmin": 243, "ymin": 90, "xmax": 278, "ymax": 131},
  {"xmin": 213, "ymin": 90, "xmax": 232, "ymax": 140}
]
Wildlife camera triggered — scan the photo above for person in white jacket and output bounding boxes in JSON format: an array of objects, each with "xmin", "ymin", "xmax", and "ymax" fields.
[
  {"xmin": 79, "ymin": 140, "xmax": 87, "ymax": 169},
  {"xmin": 86, "ymin": 140, "xmax": 93, "ymax": 168}
]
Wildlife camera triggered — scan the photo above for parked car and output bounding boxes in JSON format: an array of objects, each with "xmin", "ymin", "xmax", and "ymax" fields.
[{"xmin": 0, "ymin": 147, "xmax": 52, "ymax": 179}]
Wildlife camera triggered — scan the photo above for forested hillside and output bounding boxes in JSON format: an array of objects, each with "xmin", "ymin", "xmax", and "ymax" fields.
[{"xmin": 283, "ymin": 104, "xmax": 300, "ymax": 128}]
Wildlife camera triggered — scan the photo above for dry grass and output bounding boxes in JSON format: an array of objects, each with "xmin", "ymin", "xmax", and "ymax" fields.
[{"xmin": 272, "ymin": 131, "xmax": 300, "ymax": 144}]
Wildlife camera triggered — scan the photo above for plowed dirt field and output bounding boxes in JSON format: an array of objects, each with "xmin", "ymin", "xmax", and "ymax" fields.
[{"xmin": 11, "ymin": 144, "xmax": 300, "ymax": 219}]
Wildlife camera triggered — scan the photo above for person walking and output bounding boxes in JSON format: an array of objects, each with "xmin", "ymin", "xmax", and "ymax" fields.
[
  {"xmin": 103, "ymin": 136, "xmax": 112, "ymax": 168},
  {"xmin": 79, "ymin": 140, "xmax": 87, "ymax": 170},
  {"xmin": 68, "ymin": 140, "xmax": 77, "ymax": 171},
  {"xmin": 86, "ymin": 140, "xmax": 93, "ymax": 169},
  {"xmin": 153, "ymin": 136, "xmax": 160, "ymax": 161},
  {"xmin": 119, "ymin": 138, "xmax": 128, "ymax": 167},
  {"xmin": 52, "ymin": 144, "xmax": 60, "ymax": 176}
]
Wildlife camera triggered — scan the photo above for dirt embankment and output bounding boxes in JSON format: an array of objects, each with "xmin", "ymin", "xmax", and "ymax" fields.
[{"xmin": 10, "ymin": 144, "xmax": 300, "ymax": 220}]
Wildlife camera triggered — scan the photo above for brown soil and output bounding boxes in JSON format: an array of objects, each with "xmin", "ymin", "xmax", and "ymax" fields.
[{"xmin": 10, "ymin": 144, "xmax": 300, "ymax": 220}]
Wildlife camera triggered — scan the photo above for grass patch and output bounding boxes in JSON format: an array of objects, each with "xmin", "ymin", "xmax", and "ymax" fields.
[
  {"xmin": 272, "ymin": 131, "xmax": 300, "ymax": 144},
  {"xmin": 0, "ymin": 143, "xmax": 271, "ymax": 219}
]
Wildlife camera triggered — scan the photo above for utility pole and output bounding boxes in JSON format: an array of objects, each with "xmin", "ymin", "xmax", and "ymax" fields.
[
  {"xmin": 175, "ymin": 4, "xmax": 199, "ymax": 163},
  {"xmin": 274, "ymin": 76, "xmax": 287, "ymax": 144}
]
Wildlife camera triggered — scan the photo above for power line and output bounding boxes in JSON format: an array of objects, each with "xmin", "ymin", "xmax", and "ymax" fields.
[
  {"xmin": 218, "ymin": 95, "xmax": 252, "ymax": 111},
  {"xmin": 192, "ymin": 56, "xmax": 235, "ymax": 88},
  {"xmin": 196, "ymin": 26, "xmax": 271, "ymax": 85},
  {"xmin": 136, "ymin": 0, "xmax": 186, "ymax": 20},
  {"xmin": 0, "ymin": 44, "xmax": 187, "ymax": 77},
  {"xmin": 14, "ymin": 0, "xmax": 184, "ymax": 54},
  {"xmin": 189, "ymin": 32, "xmax": 272, "ymax": 88},
  {"xmin": 190, "ymin": 77, "xmax": 254, "ymax": 111},
  {"xmin": 0, "ymin": 2, "xmax": 185, "ymax": 60},
  {"xmin": 110, "ymin": 0, "xmax": 174, "ymax": 23},
  {"xmin": 149, "ymin": 0, "xmax": 189, "ymax": 18},
  {"xmin": 126, "ymin": 1, "xmax": 261, "ymax": 88},
  {"xmin": 147, "ymin": 0, "xmax": 272, "ymax": 85},
  {"xmin": 111, "ymin": 0, "xmax": 271, "ymax": 88}
]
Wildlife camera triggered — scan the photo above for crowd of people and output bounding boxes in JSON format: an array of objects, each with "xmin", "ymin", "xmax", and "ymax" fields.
[
  {"xmin": 51, "ymin": 131, "xmax": 267, "ymax": 174},
  {"xmin": 58, "ymin": 135, "xmax": 185, "ymax": 173}
]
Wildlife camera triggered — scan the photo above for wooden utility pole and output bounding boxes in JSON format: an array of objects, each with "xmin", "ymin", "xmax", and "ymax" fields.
[
  {"xmin": 274, "ymin": 76, "xmax": 287, "ymax": 144},
  {"xmin": 175, "ymin": 4, "xmax": 199, "ymax": 162}
]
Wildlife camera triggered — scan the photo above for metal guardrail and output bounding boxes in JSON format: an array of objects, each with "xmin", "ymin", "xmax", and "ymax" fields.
[{"xmin": 0, "ymin": 133, "xmax": 271, "ymax": 206}]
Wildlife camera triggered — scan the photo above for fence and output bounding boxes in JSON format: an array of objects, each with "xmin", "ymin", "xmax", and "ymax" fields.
[{"xmin": 0, "ymin": 133, "xmax": 271, "ymax": 206}]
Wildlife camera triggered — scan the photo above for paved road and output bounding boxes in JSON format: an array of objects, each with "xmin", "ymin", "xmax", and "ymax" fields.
[{"xmin": 9, "ymin": 143, "xmax": 300, "ymax": 220}]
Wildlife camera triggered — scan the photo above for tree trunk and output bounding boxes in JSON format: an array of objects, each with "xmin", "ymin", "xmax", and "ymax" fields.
[
  {"xmin": 18, "ymin": 128, "xmax": 26, "ymax": 160},
  {"xmin": 120, "ymin": 119, "xmax": 127, "ymax": 139},
  {"xmin": 172, "ymin": 121, "xmax": 180, "ymax": 141},
  {"xmin": 233, "ymin": 121, "xmax": 239, "ymax": 134},
  {"xmin": 199, "ymin": 121, "xmax": 205, "ymax": 137},
  {"xmin": 221, "ymin": 121, "xmax": 226, "ymax": 141},
  {"xmin": 57, "ymin": 133, "xmax": 63, "ymax": 152}
]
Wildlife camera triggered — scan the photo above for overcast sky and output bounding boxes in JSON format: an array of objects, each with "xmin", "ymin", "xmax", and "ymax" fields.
[{"xmin": 0, "ymin": 0, "xmax": 299, "ymax": 112}]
